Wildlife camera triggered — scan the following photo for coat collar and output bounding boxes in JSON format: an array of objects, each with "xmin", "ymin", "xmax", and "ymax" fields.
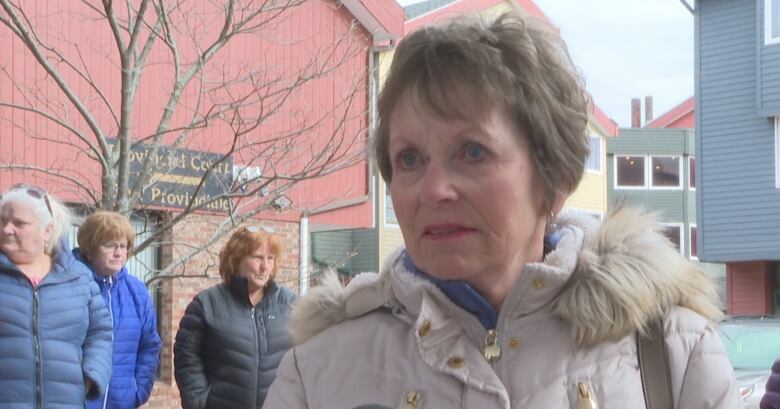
[
  {"xmin": 289, "ymin": 206, "xmax": 723, "ymax": 346},
  {"xmin": 72, "ymin": 248, "xmax": 129, "ymax": 286},
  {"xmin": 227, "ymin": 277, "xmax": 279, "ymax": 307}
]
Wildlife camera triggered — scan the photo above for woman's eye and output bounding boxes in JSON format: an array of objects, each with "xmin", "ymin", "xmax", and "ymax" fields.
[
  {"xmin": 397, "ymin": 150, "xmax": 420, "ymax": 169},
  {"xmin": 464, "ymin": 143, "xmax": 486, "ymax": 160}
]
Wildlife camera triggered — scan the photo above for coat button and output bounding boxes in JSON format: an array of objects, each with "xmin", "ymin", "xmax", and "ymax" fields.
[
  {"xmin": 418, "ymin": 320, "xmax": 432, "ymax": 337},
  {"xmin": 532, "ymin": 278, "xmax": 545, "ymax": 289},
  {"xmin": 447, "ymin": 357, "xmax": 465, "ymax": 368},
  {"xmin": 509, "ymin": 338, "xmax": 521, "ymax": 349}
]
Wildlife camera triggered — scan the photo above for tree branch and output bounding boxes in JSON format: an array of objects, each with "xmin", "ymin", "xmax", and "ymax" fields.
[
  {"xmin": 0, "ymin": 0, "xmax": 108, "ymax": 156},
  {"xmin": 0, "ymin": 163, "xmax": 99, "ymax": 205}
]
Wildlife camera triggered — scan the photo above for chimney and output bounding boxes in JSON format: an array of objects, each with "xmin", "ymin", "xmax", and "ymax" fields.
[
  {"xmin": 644, "ymin": 96, "xmax": 653, "ymax": 124},
  {"xmin": 631, "ymin": 98, "xmax": 641, "ymax": 128}
]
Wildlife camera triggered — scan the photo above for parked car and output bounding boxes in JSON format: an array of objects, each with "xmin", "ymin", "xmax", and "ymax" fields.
[{"xmin": 719, "ymin": 316, "xmax": 780, "ymax": 409}]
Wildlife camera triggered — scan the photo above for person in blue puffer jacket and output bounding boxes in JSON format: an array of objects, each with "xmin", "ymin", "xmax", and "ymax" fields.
[
  {"xmin": 0, "ymin": 184, "xmax": 113, "ymax": 409},
  {"xmin": 74, "ymin": 211, "xmax": 161, "ymax": 409}
]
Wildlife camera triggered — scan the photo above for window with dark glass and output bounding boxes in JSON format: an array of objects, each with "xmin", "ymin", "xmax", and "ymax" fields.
[
  {"xmin": 651, "ymin": 156, "xmax": 681, "ymax": 187},
  {"xmin": 689, "ymin": 157, "xmax": 696, "ymax": 188},
  {"xmin": 690, "ymin": 225, "xmax": 698, "ymax": 258},
  {"xmin": 616, "ymin": 156, "xmax": 645, "ymax": 187},
  {"xmin": 661, "ymin": 224, "xmax": 682, "ymax": 253}
]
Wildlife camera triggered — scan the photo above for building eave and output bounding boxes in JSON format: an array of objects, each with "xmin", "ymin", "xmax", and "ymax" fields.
[{"xmin": 341, "ymin": 0, "xmax": 404, "ymax": 42}]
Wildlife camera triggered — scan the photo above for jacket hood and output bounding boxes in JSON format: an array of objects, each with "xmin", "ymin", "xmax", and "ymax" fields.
[{"xmin": 289, "ymin": 206, "xmax": 723, "ymax": 346}]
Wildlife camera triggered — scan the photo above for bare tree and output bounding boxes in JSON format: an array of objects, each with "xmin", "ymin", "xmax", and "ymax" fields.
[{"xmin": 0, "ymin": 0, "xmax": 370, "ymax": 282}]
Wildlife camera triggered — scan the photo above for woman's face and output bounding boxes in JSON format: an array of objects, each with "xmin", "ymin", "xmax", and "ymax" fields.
[
  {"xmin": 0, "ymin": 201, "xmax": 52, "ymax": 264},
  {"xmin": 89, "ymin": 239, "xmax": 129, "ymax": 277},
  {"xmin": 237, "ymin": 243, "xmax": 275, "ymax": 292},
  {"xmin": 387, "ymin": 92, "xmax": 552, "ymax": 294}
]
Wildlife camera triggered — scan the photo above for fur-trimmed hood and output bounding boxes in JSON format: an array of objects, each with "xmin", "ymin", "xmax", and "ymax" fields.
[{"xmin": 290, "ymin": 206, "xmax": 722, "ymax": 347}]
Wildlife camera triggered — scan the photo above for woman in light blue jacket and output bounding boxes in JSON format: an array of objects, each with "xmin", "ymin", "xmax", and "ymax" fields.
[{"xmin": 0, "ymin": 184, "xmax": 113, "ymax": 408}]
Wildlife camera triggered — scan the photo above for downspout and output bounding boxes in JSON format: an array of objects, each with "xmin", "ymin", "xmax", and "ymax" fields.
[{"xmin": 299, "ymin": 212, "xmax": 309, "ymax": 295}]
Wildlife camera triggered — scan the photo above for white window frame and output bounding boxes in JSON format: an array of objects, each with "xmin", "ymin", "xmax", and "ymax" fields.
[
  {"xmin": 776, "ymin": 117, "xmax": 780, "ymax": 188},
  {"xmin": 659, "ymin": 222, "xmax": 684, "ymax": 255},
  {"xmin": 689, "ymin": 224, "xmax": 698, "ymax": 260},
  {"xmin": 614, "ymin": 154, "xmax": 648, "ymax": 190},
  {"xmin": 766, "ymin": 0, "xmax": 780, "ymax": 45},
  {"xmin": 383, "ymin": 184, "xmax": 400, "ymax": 229},
  {"xmin": 688, "ymin": 156, "xmax": 696, "ymax": 190},
  {"xmin": 649, "ymin": 155, "xmax": 683, "ymax": 190},
  {"xmin": 585, "ymin": 135, "xmax": 603, "ymax": 174}
]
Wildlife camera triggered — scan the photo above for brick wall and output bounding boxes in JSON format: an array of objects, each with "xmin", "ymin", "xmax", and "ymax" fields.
[{"xmin": 142, "ymin": 213, "xmax": 300, "ymax": 408}]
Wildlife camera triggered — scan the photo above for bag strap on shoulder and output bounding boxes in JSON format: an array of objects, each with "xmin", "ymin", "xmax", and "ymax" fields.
[{"xmin": 637, "ymin": 319, "xmax": 674, "ymax": 409}]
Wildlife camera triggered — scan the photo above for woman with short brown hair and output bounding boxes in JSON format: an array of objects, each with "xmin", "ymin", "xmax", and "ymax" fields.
[
  {"xmin": 74, "ymin": 210, "xmax": 162, "ymax": 409},
  {"xmin": 265, "ymin": 12, "xmax": 741, "ymax": 409}
]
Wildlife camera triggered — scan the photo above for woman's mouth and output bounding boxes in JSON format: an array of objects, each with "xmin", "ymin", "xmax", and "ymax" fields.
[{"xmin": 422, "ymin": 224, "xmax": 476, "ymax": 241}]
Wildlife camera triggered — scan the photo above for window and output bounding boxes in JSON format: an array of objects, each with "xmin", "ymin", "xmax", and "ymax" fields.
[
  {"xmin": 616, "ymin": 155, "xmax": 646, "ymax": 188},
  {"xmin": 586, "ymin": 136, "xmax": 602, "ymax": 172},
  {"xmin": 650, "ymin": 156, "xmax": 682, "ymax": 188},
  {"xmin": 776, "ymin": 117, "xmax": 780, "ymax": 188},
  {"xmin": 689, "ymin": 156, "xmax": 696, "ymax": 189},
  {"xmin": 660, "ymin": 223, "xmax": 683, "ymax": 254},
  {"xmin": 690, "ymin": 225, "xmax": 698, "ymax": 259},
  {"xmin": 384, "ymin": 185, "xmax": 399, "ymax": 226},
  {"xmin": 767, "ymin": 0, "xmax": 780, "ymax": 44}
]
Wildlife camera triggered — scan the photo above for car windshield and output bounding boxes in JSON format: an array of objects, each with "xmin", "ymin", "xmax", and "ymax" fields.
[{"xmin": 720, "ymin": 323, "xmax": 780, "ymax": 371}]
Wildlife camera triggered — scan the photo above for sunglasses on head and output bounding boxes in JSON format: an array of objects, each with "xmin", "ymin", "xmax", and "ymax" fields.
[
  {"xmin": 3, "ymin": 184, "xmax": 54, "ymax": 217},
  {"xmin": 243, "ymin": 226, "xmax": 274, "ymax": 234}
]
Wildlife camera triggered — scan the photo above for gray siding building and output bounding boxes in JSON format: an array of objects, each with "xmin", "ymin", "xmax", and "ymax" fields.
[
  {"xmin": 607, "ymin": 127, "xmax": 725, "ymax": 306},
  {"xmin": 695, "ymin": 0, "xmax": 780, "ymax": 314}
]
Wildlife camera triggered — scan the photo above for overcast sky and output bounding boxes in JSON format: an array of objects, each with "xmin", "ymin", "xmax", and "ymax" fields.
[{"xmin": 395, "ymin": 0, "xmax": 695, "ymax": 127}]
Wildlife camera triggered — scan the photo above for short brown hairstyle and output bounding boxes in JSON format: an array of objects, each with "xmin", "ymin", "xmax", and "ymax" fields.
[
  {"xmin": 219, "ymin": 227, "xmax": 284, "ymax": 284},
  {"xmin": 77, "ymin": 210, "xmax": 135, "ymax": 258},
  {"xmin": 375, "ymin": 12, "xmax": 590, "ymax": 212}
]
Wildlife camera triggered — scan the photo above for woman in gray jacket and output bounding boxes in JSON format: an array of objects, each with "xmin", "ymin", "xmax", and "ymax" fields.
[
  {"xmin": 174, "ymin": 227, "xmax": 295, "ymax": 409},
  {"xmin": 264, "ymin": 12, "xmax": 742, "ymax": 409}
]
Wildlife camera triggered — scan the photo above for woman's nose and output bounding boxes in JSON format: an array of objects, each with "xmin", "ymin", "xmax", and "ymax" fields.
[
  {"xmin": 419, "ymin": 164, "xmax": 458, "ymax": 205},
  {"xmin": 0, "ymin": 221, "xmax": 14, "ymax": 234}
]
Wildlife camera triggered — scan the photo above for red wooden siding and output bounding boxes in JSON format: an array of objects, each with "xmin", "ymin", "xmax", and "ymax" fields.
[{"xmin": 1, "ymin": 0, "xmax": 396, "ymax": 228}]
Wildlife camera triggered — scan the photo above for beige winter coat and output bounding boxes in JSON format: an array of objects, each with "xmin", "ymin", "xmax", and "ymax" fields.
[{"xmin": 264, "ymin": 207, "xmax": 743, "ymax": 409}]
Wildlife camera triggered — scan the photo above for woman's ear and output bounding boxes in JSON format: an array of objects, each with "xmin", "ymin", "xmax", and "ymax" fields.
[
  {"xmin": 43, "ymin": 223, "xmax": 54, "ymax": 243},
  {"xmin": 552, "ymin": 192, "xmax": 568, "ymax": 216}
]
